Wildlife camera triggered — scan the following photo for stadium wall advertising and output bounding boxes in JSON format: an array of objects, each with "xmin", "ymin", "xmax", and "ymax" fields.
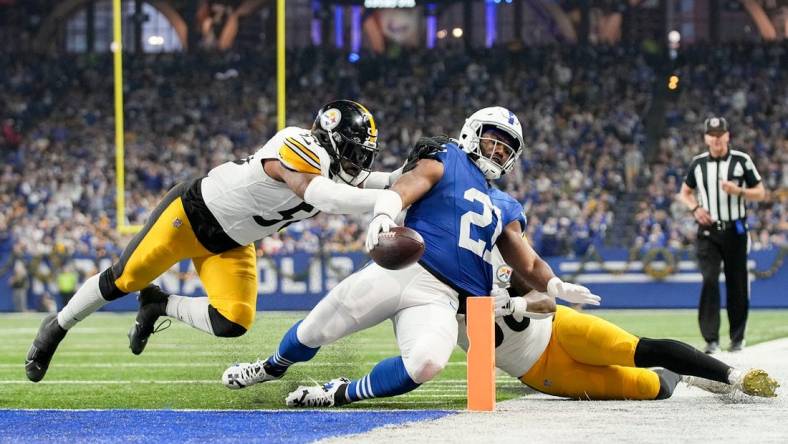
[{"xmin": 0, "ymin": 247, "xmax": 785, "ymax": 311}]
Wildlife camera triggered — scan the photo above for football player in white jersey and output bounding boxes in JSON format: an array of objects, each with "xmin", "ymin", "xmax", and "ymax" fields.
[
  {"xmin": 25, "ymin": 100, "xmax": 402, "ymax": 382},
  {"xmin": 456, "ymin": 241, "xmax": 779, "ymax": 399}
]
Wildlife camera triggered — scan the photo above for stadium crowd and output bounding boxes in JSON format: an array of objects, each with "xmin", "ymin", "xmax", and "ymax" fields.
[
  {"xmin": 1, "ymin": 43, "xmax": 785, "ymax": 304},
  {"xmin": 634, "ymin": 44, "xmax": 787, "ymax": 252}
]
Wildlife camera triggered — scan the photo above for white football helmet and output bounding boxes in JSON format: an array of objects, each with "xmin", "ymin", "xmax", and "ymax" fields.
[{"xmin": 458, "ymin": 106, "xmax": 524, "ymax": 180}]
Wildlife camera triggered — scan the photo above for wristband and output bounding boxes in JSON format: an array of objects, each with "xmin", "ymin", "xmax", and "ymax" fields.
[{"xmin": 691, "ymin": 205, "xmax": 700, "ymax": 214}]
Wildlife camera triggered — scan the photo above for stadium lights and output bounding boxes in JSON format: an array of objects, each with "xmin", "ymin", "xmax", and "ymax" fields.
[
  {"xmin": 452, "ymin": 27, "xmax": 463, "ymax": 38},
  {"xmin": 147, "ymin": 36, "xmax": 164, "ymax": 46},
  {"xmin": 348, "ymin": 52, "xmax": 360, "ymax": 63},
  {"xmin": 668, "ymin": 75, "xmax": 679, "ymax": 90},
  {"xmin": 437, "ymin": 29, "xmax": 448, "ymax": 39}
]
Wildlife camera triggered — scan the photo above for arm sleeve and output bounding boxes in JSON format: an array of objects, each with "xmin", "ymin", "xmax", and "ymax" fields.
[
  {"xmin": 303, "ymin": 176, "xmax": 385, "ymax": 214},
  {"xmin": 363, "ymin": 166, "xmax": 404, "ymax": 189},
  {"xmin": 278, "ymin": 136, "xmax": 323, "ymax": 175},
  {"xmin": 743, "ymin": 156, "xmax": 762, "ymax": 187},
  {"xmin": 684, "ymin": 159, "xmax": 697, "ymax": 189}
]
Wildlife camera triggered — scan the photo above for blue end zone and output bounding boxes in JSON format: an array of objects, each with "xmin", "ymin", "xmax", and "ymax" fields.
[{"xmin": 0, "ymin": 409, "xmax": 454, "ymax": 443}]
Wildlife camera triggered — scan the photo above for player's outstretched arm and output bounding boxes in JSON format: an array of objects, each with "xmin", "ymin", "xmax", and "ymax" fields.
[
  {"xmin": 389, "ymin": 159, "xmax": 444, "ymax": 207},
  {"xmin": 496, "ymin": 221, "xmax": 555, "ymax": 293},
  {"xmin": 263, "ymin": 159, "xmax": 386, "ymax": 215},
  {"xmin": 362, "ymin": 166, "xmax": 404, "ymax": 190},
  {"xmin": 365, "ymin": 159, "xmax": 444, "ymax": 251},
  {"xmin": 497, "ymin": 222, "xmax": 601, "ymax": 306}
]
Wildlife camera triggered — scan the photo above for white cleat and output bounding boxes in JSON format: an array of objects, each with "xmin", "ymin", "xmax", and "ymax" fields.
[
  {"xmin": 285, "ymin": 377, "xmax": 350, "ymax": 408},
  {"xmin": 684, "ymin": 369, "xmax": 780, "ymax": 398},
  {"xmin": 682, "ymin": 375, "xmax": 733, "ymax": 395},
  {"xmin": 222, "ymin": 360, "xmax": 281, "ymax": 390},
  {"xmin": 737, "ymin": 369, "xmax": 779, "ymax": 398}
]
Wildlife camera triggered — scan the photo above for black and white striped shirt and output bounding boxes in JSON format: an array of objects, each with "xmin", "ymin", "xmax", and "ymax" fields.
[{"xmin": 684, "ymin": 149, "xmax": 762, "ymax": 222}]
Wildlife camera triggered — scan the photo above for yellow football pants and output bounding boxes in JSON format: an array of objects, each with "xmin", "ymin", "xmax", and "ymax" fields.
[
  {"xmin": 111, "ymin": 186, "xmax": 258, "ymax": 330},
  {"xmin": 520, "ymin": 306, "xmax": 661, "ymax": 400}
]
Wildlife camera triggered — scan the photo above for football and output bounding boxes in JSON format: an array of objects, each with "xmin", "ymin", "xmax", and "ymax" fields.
[{"xmin": 369, "ymin": 227, "xmax": 425, "ymax": 270}]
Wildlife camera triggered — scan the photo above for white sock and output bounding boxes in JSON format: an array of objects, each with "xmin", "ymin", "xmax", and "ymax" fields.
[
  {"xmin": 57, "ymin": 274, "xmax": 109, "ymax": 330},
  {"xmin": 728, "ymin": 368, "xmax": 744, "ymax": 385},
  {"xmin": 166, "ymin": 295, "xmax": 215, "ymax": 335}
]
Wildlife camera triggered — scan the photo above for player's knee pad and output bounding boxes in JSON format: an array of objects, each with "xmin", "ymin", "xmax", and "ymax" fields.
[
  {"xmin": 403, "ymin": 351, "xmax": 447, "ymax": 384},
  {"xmin": 208, "ymin": 305, "xmax": 248, "ymax": 338},
  {"xmin": 296, "ymin": 324, "xmax": 335, "ymax": 348},
  {"xmin": 295, "ymin": 310, "xmax": 349, "ymax": 348},
  {"xmin": 98, "ymin": 267, "xmax": 128, "ymax": 301}
]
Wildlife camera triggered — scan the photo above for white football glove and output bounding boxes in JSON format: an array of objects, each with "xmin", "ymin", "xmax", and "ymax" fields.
[
  {"xmin": 493, "ymin": 287, "xmax": 514, "ymax": 317},
  {"xmin": 547, "ymin": 277, "xmax": 601, "ymax": 306},
  {"xmin": 365, "ymin": 214, "xmax": 397, "ymax": 252},
  {"xmin": 493, "ymin": 288, "xmax": 552, "ymax": 319}
]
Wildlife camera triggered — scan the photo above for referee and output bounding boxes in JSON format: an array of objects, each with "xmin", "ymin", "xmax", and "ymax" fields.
[{"xmin": 678, "ymin": 116, "xmax": 766, "ymax": 354}]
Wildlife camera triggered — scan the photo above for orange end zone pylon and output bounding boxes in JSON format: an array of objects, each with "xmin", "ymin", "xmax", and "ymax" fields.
[{"xmin": 466, "ymin": 296, "xmax": 495, "ymax": 411}]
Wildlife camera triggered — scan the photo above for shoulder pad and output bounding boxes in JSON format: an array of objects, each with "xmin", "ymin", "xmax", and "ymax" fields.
[{"xmin": 277, "ymin": 128, "xmax": 326, "ymax": 175}]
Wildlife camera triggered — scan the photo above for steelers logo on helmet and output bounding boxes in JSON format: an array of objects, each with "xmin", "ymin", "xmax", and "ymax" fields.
[
  {"xmin": 320, "ymin": 108, "xmax": 342, "ymax": 131},
  {"xmin": 310, "ymin": 100, "xmax": 382, "ymax": 187},
  {"xmin": 496, "ymin": 265, "xmax": 513, "ymax": 285}
]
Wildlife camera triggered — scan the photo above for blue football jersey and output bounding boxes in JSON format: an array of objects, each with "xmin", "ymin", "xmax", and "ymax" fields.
[{"xmin": 404, "ymin": 142, "xmax": 526, "ymax": 296}]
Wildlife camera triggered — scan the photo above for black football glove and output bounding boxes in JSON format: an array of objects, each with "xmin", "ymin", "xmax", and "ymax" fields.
[{"xmin": 403, "ymin": 135, "xmax": 453, "ymax": 172}]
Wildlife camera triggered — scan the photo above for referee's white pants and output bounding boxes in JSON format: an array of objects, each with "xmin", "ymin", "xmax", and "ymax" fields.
[{"xmin": 296, "ymin": 262, "xmax": 460, "ymax": 384}]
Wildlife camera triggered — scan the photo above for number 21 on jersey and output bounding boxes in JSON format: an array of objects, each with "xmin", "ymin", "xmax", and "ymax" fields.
[{"xmin": 459, "ymin": 188, "xmax": 503, "ymax": 263}]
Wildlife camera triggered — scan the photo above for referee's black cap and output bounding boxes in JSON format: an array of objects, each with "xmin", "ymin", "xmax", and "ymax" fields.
[{"xmin": 704, "ymin": 116, "xmax": 728, "ymax": 135}]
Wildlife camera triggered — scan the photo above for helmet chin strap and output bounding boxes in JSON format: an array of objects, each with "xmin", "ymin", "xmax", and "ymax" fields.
[
  {"xmin": 332, "ymin": 166, "xmax": 369, "ymax": 186},
  {"xmin": 475, "ymin": 157, "xmax": 503, "ymax": 180}
]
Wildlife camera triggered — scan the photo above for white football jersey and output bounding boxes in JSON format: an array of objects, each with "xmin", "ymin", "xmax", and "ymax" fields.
[
  {"xmin": 457, "ymin": 293, "xmax": 551, "ymax": 379},
  {"xmin": 456, "ymin": 248, "xmax": 552, "ymax": 378},
  {"xmin": 199, "ymin": 126, "xmax": 331, "ymax": 246}
]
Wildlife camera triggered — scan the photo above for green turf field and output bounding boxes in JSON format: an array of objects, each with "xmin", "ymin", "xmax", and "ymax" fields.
[{"xmin": 2, "ymin": 309, "xmax": 787, "ymax": 410}]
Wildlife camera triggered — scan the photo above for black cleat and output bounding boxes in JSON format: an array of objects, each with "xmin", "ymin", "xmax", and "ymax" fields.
[
  {"xmin": 654, "ymin": 368, "xmax": 682, "ymax": 399},
  {"xmin": 128, "ymin": 285, "xmax": 170, "ymax": 355},
  {"xmin": 25, "ymin": 314, "xmax": 68, "ymax": 382}
]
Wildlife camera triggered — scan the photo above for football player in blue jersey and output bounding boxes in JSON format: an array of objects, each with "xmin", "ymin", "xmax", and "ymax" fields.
[{"xmin": 221, "ymin": 107, "xmax": 599, "ymax": 406}]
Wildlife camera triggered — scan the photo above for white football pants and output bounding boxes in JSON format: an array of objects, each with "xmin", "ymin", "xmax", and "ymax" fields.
[{"xmin": 297, "ymin": 262, "xmax": 460, "ymax": 384}]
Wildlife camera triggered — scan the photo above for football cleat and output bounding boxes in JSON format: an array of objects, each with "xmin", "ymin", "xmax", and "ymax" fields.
[
  {"xmin": 25, "ymin": 314, "xmax": 68, "ymax": 382},
  {"xmin": 285, "ymin": 377, "xmax": 350, "ymax": 408},
  {"xmin": 740, "ymin": 369, "xmax": 779, "ymax": 398},
  {"xmin": 682, "ymin": 375, "xmax": 733, "ymax": 395},
  {"xmin": 684, "ymin": 369, "xmax": 780, "ymax": 398},
  {"xmin": 128, "ymin": 285, "xmax": 170, "ymax": 355},
  {"xmin": 222, "ymin": 360, "xmax": 282, "ymax": 390}
]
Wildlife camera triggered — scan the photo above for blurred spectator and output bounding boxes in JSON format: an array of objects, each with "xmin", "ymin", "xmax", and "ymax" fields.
[
  {"xmin": 624, "ymin": 144, "xmax": 643, "ymax": 191},
  {"xmin": 0, "ymin": 43, "xmax": 783, "ymax": 269},
  {"xmin": 56, "ymin": 263, "xmax": 79, "ymax": 308},
  {"xmin": 10, "ymin": 253, "xmax": 29, "ymax": 312}
]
